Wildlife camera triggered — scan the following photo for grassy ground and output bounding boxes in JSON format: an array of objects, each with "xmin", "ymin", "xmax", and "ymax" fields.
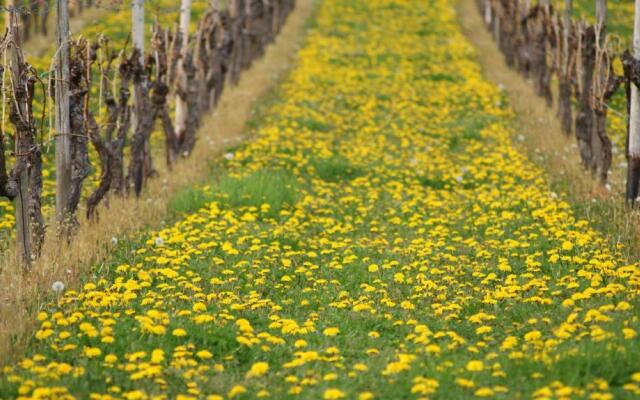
[{"xmin": 1, "ymin": 0, "xmax": 639, "ymax": 399}]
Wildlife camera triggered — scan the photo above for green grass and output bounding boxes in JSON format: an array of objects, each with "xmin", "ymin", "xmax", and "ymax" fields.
[
  {"xmin": 310, "ymin": 154, "xmax": 365, "ymax": 182},
  {"xmin": 217, "ymin": 169, "xmax": 300, "ymax": 217},
  {"xmin": 169, "ymin": 168, "xmax": 300, "ymax": 220}
]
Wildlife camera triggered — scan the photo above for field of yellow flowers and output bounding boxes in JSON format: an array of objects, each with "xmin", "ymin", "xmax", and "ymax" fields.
[{"xmin": 1, "ymin": 0, "xmax": 640, "ymax": 398}]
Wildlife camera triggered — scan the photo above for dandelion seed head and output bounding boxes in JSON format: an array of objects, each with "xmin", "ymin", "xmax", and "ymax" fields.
[{"xmin": 52, "ymin": 281, "xmax": 65, "ymax": 293}]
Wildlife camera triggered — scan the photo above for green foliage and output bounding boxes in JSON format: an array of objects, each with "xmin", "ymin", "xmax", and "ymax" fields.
[
  {"xmin": 311, "ymin": 154, "xmax": 364, "ymax": 183},
  {"xmin": 417, "ymin": 175, "xmax": 449, "ymax": 190},
  {"xmin": 216, "ymin": 169, "xmax": 300, "ymax": 218},
  {"xmin": 168, "ymin": 185, "xmax": 214, "ymax": 217},
  {"xmin": 169, "ymin": 168, "xmax": 300, "ymax": 220}
]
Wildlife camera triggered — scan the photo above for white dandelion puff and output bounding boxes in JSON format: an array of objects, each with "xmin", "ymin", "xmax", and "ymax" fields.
[{"xmin": 52, "ymin": 281, "xmax": 65, "ymax": 293}]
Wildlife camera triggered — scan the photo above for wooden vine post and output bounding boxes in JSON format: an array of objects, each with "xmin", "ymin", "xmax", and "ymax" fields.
[
  {"xmin": 55, "ymin": 0, "xmax": 72, "ymax": 232},
  {"xmin": 175, "ymin": 0, "xmax": 192, "ymax": 146},
  {"xmin": 492, "ymin": 0, "xmax": 500, "ymax": 44},
  {"xmin": 4, "ymin": 1, "xmax": 15, "ymax": 37},
  {"xmin": 628, "ymin": 0, "xmax": 640, "ymax": 201},
  {"xmin": 131, "ymin": 0, "xmax": 149, "ymax": 184},
  {"xmin": 591, "ymin": 0, "xmax": 611, "ymax": 181},
  {"xmin": 7, "ymin": 11, "xmax": 45, "ymax": 266},
  {"xmin": 596, "ymin": 0, "xmax": 606, "ymax": 35},
  {"xmin": 132, "ymin": 0, "xmax": 145, "ymax": 63},
  {"xmin": 531, "ymin": 0, "xmax": 552, "ymax": 106},
  {"xmin": 9, "ymin": 11, "xmax": 30, "ymax": 266},
  {"xmin": 591, "ymin": 0, "xmax": 606, "ymax": 174},
  {"xmin": 131, "ymin": 0, "xmax": 144, "ymax": 142},
  {"xmin": 561, "ymin": 0, "xmax": 570, "ymax": 66},
  {"xmin": 484, "ymin": 0, "xmax": 492, "ymax": 26},
  {"xmin": 558, "ymin": 0, "xmax": 573, "ymax": 135}
]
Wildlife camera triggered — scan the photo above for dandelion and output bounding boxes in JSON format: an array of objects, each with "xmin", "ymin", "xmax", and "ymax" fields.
[
  {"xmin": 228, "ymin": 385, "xmax": 247, "ymax": 398},
  {"xmin": 561, "ymin": 241, "xmax": 573, "ymax": 251},
  {"xmin": 172, "ymin": 328, "xmax": 187, "ymax": 337},
  {"xmin": 524, "ymin": 330, "xmax": 542, "ymax": 342},
  {"xmin": 83, "ymin": 347, "xmax": 102, "ymax": 358},
  {"xmin": 323, "ymin": 327, "xmax": 340, "ymax": 336},
  {"xmin": 104, "ymin": 354, "xmax": 118, "ymax": 363},
  {"xmin": 51, "ymin": 281, "xmax": 65, "ymax": 293},
  {"xmin": 353, "ymin": 363, "xmax": 368, "ymax": 372},
  {"xmin": 154, "ymin": 237, "xmax": 165, "ymax": 246},
  {"xmin": 196, "ymin": 350, "xmax": 213, "ymax": 359},
  {"xmin": 466, "ymin": 360, "xmax": 484, "ymax": 372},
  {"xmin": 246, "ymin": 361, "xmax": 269, "ymax": 378},
  {"xmin": 323, "ymin": 388, "xmax": 346, "ymax": 400},
  {"xmin": 475, "ymin": 387, "xmax": 495, "ymax": 397},
  {"xmin": 456, "ymin": 378, "xmax": 475, "ymax": 388},
  {"xmin": 224, "ymin": 152, "xmax": 235, "ymax": 160}
]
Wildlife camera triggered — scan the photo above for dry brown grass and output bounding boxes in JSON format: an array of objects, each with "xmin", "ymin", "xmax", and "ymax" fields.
[
  {"xmin": 0, "ymin": 0, "xmax": 314, "ymax": 366},
  {"xmin": 457, "ymin": 0, "xmax": 640, "ymax": 257}
]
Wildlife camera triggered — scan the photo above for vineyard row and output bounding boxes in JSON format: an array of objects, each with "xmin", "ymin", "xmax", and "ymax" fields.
[
  {"xmin": 0, "ymin": 0, "xmax": 296, "ymax": 266},
  {"xmin": 479, "ymin": 0, "xmax": 640, "ymax": 202}
]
